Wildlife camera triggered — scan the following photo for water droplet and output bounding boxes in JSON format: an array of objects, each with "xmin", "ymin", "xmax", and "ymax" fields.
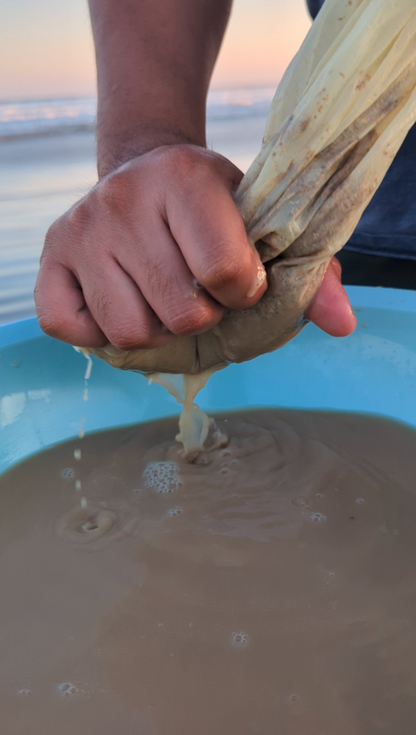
[
  {"xmin": 17, "ymin": 689, "xmax": 31, "ymax": 696},
  {"xmin": 355, "ymin": 498, "xmax": 365, "ymax": 504},
  {"xmin": 74, "ymin": 449, "xmax": 82, "ymax": 461}
]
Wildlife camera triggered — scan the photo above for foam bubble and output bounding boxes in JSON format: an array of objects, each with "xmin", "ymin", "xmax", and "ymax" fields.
[
  {"xmin": 143, "ymin": 461, "xmax": 181, "ymax": 494},
  {"xmin": 17, "ymin": 689, "xmax": 31, "ymax": 696},
  {"xmin": 231, "ymin": 632, "xmax": 249, "ymax": 648},
  {"xmin": 167, "ymin": 507, "xmax": 182, "ymax": 517},
  {"xmin": 61, "ymin": 468, "xmax": 74, "ymax": 480},
  {"xmin": 219, "ymin": 467, "xmax": 230, "ymax": 476},
  {"xmin": 355, "ymin": 498, "xmax": 365, "ymax": 504},
  {"xmin": 310, "ymin": 512, "xmax": 326, "ymax": 523},
  {"xmin": 56, "ymin": 682, "xmax": 78, "ymax": 697}
]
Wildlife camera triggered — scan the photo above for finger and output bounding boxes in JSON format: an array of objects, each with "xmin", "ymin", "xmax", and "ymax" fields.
[
  {"xmin": 165, "ymin": 162, "xmax": 266, "ymax": 310},
  {"xmin": 79, "ymin": 261, "xmax": 174, "ymax": 351},
  {"xmin": 306, "ymin": 257, "xmax": 357, "ymax": 337},
  {"xmin": 35, "ymin": 259, "xmax": 107, "ymax": 347},
  {"xmin": 116, "ymin": 221, "xmax": 225, "ymax": 338}
]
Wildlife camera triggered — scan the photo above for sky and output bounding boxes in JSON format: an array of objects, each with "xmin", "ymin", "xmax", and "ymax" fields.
[{"xmin": 0, "ymin": 0, "xmax": 311, "ymax": 100}]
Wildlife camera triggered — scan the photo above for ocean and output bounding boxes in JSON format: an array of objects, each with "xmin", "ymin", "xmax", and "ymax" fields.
[{"xmin": 0, "ymin": 87, "xmax": 274, "ymax": 326}]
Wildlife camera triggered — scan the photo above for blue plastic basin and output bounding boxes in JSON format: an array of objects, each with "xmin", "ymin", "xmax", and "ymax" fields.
[{"xmin": 1, "ymin": 286, "xmax": 416, "ymax": 475}]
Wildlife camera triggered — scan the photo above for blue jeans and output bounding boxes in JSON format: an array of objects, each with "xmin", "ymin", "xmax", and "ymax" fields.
[{"xmin": 337, "ymin": 251, "xmax": 416, "ymax": 290}]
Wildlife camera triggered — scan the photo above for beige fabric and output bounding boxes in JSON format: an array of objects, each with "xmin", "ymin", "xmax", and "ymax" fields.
[{"xmin": 91, "ymin": 0, "xmax": 416, "ymax": 375}]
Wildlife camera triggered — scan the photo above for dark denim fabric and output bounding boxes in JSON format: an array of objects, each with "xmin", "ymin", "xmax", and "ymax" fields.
[{"xmin": 305, "ymin": 0, "xmax": 416, "ymax": 261}]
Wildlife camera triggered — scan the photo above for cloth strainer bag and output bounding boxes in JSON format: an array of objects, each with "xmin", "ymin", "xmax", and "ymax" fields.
[{"xmin": 91, "ymin": 0, "xmax": 416, "ymax": 375}]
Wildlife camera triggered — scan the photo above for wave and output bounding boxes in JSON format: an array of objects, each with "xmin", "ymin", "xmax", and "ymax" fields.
[{"xmin": 0, "ymin": 87, "xmax": 276, "ymax": 142}]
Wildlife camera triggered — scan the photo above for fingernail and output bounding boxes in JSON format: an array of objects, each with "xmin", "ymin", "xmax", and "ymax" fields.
[{"xmin": 246, "ymin": 263, "xmax": 267, "ymax": 298}]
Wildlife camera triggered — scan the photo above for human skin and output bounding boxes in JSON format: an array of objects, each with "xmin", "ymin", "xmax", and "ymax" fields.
[{"xmin": 34, "ymin": 0, "xmax": 356, "ymax": 351}]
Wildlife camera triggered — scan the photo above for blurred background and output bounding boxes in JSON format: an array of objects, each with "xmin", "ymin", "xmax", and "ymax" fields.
[{"xmin": 0, "ymin": 0, "xmax": 311, "ymax": 326}]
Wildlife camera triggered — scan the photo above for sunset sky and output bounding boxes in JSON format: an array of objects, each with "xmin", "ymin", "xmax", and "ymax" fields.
[{"xmin": 1, "ymin": 0, "xmax": 311, "ymax": 100}]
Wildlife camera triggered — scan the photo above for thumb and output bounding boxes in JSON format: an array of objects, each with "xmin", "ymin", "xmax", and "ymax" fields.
[{"xmin": 306, "ymin": 257, "xmax": 357, "ymax": 337}]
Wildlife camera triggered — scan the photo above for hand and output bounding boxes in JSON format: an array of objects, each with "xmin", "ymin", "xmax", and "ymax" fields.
[
  {"xmin": 35, "ymin": 145, "xmax": 267, "ymax": 350},
  {"xmin": 35, "ymin": 144, "xmax": 356, "ymax": 351}
]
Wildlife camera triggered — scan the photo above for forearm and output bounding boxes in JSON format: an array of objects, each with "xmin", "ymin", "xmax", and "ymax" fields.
[{"xmin": 88, "ymin": 0, "xmax": 232, "ymax": 177}]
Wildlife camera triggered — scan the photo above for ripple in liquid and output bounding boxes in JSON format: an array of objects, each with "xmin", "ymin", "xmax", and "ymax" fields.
[{"xmin": 55, "ymin": 505, "xmax": 131, "ymax": 549}]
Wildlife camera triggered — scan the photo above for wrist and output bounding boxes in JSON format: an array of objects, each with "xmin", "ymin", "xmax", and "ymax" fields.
[{"xmin": 97, "ymin": 124, "xmax": 206, "ymax": 179}]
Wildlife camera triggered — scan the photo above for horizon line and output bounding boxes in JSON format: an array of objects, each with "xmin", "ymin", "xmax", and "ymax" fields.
[{"xmin": 0, "ymin": 82, "xmax": 280, "ymax": 106}]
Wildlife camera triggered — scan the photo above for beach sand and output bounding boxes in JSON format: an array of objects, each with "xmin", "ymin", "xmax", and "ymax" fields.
[{"xmin": 0, "ymin": 117, "xmax": 265, "ymax": 326}]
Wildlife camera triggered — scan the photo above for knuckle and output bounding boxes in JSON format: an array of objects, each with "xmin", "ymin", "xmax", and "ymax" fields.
[
  {"xmin": 34, "ymin": 259, "xmax": 56, "ymax": 304},
  {"xmin": 90, "ymin": 287, "xmax": 112, "ymax": 325},
  {"xmin": 166, "ymin": 303, "xmax": 214, "ymax": 337},
  {"xmin": 163, "ymin": 145, "xmax": 203, "ymax": 177},
  {"xmin": 43, "ymin": 217, "xmax": 68, "ymax": 255},
  {"xmin": 43, "ymin": 220, "xmax": 59, "ymax": 248},
  {"xmin": 105, "ymin": 322, "xmax": 153, "ymax": 351},
  {"xmin": 37, "ymin": 310, "xmax": 70, "ymax": 340},
  {"xmin": 162, "ymin": 145, "xmax": 237, "ymax": 186},
  {"xmin": 65, "ymin": 197, "xmax": 91, "ymax": 233},
  {"xmin": 203, "ymin": 250, "xmax": 245, "ymax": 291},
  {"xmin": 97, "ymin": 170, "xmax": 133, "ymax": 215},
  {"xmin": 42, "ymin": 201, "xmax": 91, "ymax": 263}
]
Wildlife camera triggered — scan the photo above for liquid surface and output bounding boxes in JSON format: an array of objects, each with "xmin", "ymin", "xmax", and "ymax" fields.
[{"xmin": 1, "ymin": 409, "xmax": 416, "ymax": 734}]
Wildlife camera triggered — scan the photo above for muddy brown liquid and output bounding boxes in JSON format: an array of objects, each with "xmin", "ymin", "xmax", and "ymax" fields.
[{"xmin": 1, "ymin": 409, "xmax": 416, "ymax": 734}]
